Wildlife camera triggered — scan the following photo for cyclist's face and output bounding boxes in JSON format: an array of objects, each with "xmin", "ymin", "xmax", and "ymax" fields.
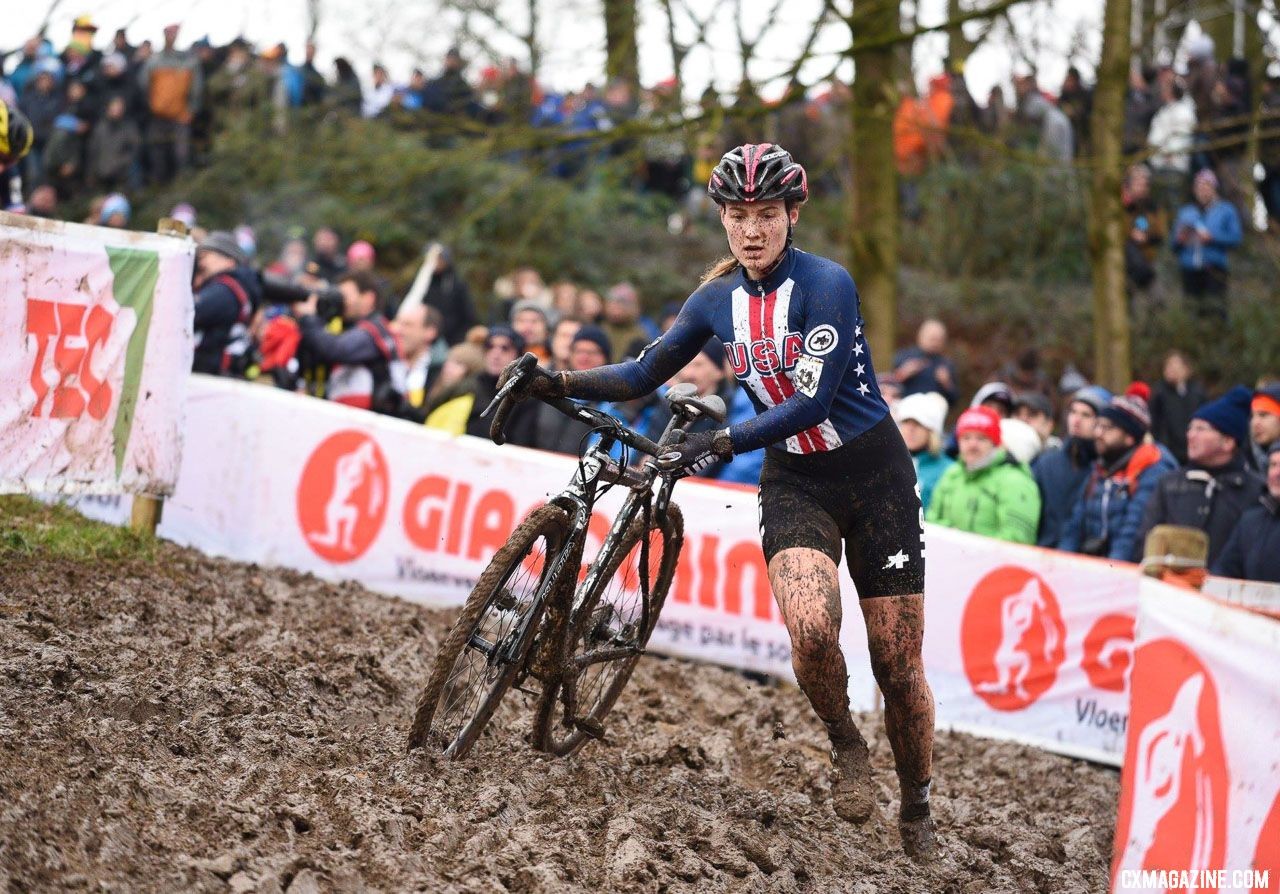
[{"xmin": 720, "ymin": 200, "xmax": 798, "ymax": 275}]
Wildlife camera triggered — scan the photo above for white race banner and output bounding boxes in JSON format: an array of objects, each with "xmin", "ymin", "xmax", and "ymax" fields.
[
  {"xmin": 1, "ymin": 212, "xmax": 194, "ymax": 495},
  {"xmin": 57, "ymin": 376, "xmax": 1169, "ymax": 746},
  {"xmin": 1112, "ymin": 581, "xmax": 1280, "ymax": 894}
]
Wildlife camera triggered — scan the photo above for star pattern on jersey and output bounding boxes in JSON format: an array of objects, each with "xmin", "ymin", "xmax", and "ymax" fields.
[
  {"xmin": 855, "ymin": 325, "xmax": 862, "ymax": 338},
  {"xmin": 852, "ymin": 342, "xmax": 864, "ymax": 357},
  {"xmin": 854, "ymin": 363, "xmax": 866, "ymax": 377},
  {"xmin": 857, "ymin": 381, "xmax": 871, "ymax": 396}
]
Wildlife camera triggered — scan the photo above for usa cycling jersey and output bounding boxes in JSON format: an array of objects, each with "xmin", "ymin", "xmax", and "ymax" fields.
[{"xmin": 567, "ymin": 247, "xmax": 889, "ymax": 454}]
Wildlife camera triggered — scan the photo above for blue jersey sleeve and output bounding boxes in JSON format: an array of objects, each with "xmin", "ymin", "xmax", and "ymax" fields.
[
  {"xmin": 565, "ymin": 290, "xmax": 714, "ymax": 402},
  {"xmin": 728, "ymin": 265, "xmax": 859, "ymax": 453}
]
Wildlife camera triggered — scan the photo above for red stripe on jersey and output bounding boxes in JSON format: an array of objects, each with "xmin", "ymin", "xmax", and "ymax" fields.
[{"xmin": 755, "ymin": 289, "xmax": 817, "ymax": 452}]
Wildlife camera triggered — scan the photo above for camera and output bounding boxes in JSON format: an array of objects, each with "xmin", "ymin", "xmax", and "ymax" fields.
[{"xmin": 259, "ymin": 273, "xmax": 344, "ymax": 322}]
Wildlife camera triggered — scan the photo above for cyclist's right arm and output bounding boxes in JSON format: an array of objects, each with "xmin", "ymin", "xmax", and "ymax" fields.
[{"xmin": 562, "ymin": 289, "xmax": 713, "ymax": 402}]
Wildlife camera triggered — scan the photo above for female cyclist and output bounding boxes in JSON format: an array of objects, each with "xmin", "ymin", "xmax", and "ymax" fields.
[{"xmin": 501, "ymin": 143, "xmax": 937, "ymax": 858}]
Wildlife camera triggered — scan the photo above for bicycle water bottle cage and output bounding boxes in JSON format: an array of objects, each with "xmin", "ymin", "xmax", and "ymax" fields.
[{"xmin": 665, "ymin": 382, "xmax": 728, "ymax": 424}]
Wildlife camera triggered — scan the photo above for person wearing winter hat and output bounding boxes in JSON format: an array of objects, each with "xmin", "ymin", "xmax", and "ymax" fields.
[
  {"xmin": 98, "ymin": 192, "xmax": 130, "ymax": 227},
  {"xmin": 1000, "ymin": 417, "xmax": 1043, "ymax": 465},
  {"xmin": 1013, "ymin": 392, "xmax": 1060, "ymax": 452},
  {"xmin": 1172, "ymin": 167, "xmax": 1242, "ymax": 320},
  {"xmin": 1250, "ymin": 383, "xmax": 1280, "ymax": 472},
  {"xmin": 1212, "ymin": 442, "xmax": 1280, "ymax": 583},
  {"xmin": 894, "ymin": 392, "xmax": 953, "ymax": 510},
  {"xmin": 970, "ymin": 381, "xmax": 1015, "ymax": 418},
  {"xmin": 192, "ymin": 230, "xmax": 261, "ymax": 376},
  {"xmin": 1058, "ymin": 393, "xmax": 1177, "ymax": 561},
  {"xmin": 926, "ymin": 406, "xmax": 1041, "ymax": 544},
  {"xmin": 533, "ymin": 324, "xmax": 622, "ymax": 455},
  {"xmin": 1136, "ymin": 385, "xmax": 1264, "ymax": 566},
  {"xmin": 1031, "ymin": 384, "xmax": 1111, "ymax": 547},
  {"xmin": 423, "ymin": 325, "xmax": 537, "ymax": 445},
  {"xmin": 510, "ymin": 299, "xmax": 552, "ymax": 364},
  {"xmin": 1150, "ymin": 350, "xmax": 1207, "ymax": 465}
]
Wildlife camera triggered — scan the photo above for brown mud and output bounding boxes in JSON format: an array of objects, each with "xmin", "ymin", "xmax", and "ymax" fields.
[{"xmin": 0, "ymin": 543, "xmax": 1117, "ymax": 893}]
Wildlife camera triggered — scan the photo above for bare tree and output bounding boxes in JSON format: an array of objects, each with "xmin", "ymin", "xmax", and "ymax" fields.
[{"xmin": 604, "ymin": 0, "xmax": 640, "ymax": 90}]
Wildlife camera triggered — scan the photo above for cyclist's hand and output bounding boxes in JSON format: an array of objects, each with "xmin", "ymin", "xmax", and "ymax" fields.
[
  {"xmin": 497, "ymin": 357, "xmax": 566, "ymax": 402},
  {"xmin": 656, "ymin": 428, "xmax": 733, "ymax": 475}
]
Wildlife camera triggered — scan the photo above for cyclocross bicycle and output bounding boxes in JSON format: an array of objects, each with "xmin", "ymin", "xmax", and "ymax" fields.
[{"xmin": 406, "ymin": 353, "xmax": 727, "ymax": 759}]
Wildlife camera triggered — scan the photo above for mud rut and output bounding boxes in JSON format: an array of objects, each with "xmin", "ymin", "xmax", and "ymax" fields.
[{"xmin": 0, "ymin": 543, "xmax": 1117, "ymax": 893}]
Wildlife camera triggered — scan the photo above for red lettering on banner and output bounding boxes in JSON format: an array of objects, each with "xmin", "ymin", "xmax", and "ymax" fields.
[
  {"xmin": 466, "ymin": 490, "xmax": 515, "ymax": 560},
  {"xmin": 445, "ymin": 483, "xmax": 471, "ymax": 554},
  {"xmin": 723, "ymin": 541, "xmax": 772, "ymax": 621},
  {"xmin": 26, "ymin": 298, "xmax": 117, "ymax": 420},
  {"xmin": 403, "ymin": 475, "xmax": 449, "ymax": 551},
  {"xmin": 672, "ymin": 545, "xmax": 694, "ymax": 605},
  {"xmin": 697, "ymin": 534, "xmax": 720, "ymax": 608}
]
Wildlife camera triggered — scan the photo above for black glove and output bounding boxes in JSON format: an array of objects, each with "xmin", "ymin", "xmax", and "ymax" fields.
[
  {"xmin": 656, "ymin": 428, "xmax": 734, "ymax": 475},
  {"xmin": 497, "ymin": 357, "xmax": 567, "ymax": 402}
]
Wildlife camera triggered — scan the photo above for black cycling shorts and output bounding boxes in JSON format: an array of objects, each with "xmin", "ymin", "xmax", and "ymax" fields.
[{"xmin": 758, "ymin": 413, "xmax": 926, "ymax": 599}]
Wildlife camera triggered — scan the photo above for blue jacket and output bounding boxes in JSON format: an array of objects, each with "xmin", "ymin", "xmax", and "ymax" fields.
[
  {"xmin": 1171, "ymin": 200, "xmax": 1242, "ymax": 271},
  {"xmin": 1031, "ymin": 437, "xmax": 1096, "ymax": 547},
  {"xmin": 1211, "ymin": 494, "xmax": 1280, "ymax": 583},
  {"xmin": 912, "ymin": 450, "xmax": 953, "ymax": 511},
  {"xmin": 1058, "ymin": 443, "xmax": 1179, "ymax": 562}
]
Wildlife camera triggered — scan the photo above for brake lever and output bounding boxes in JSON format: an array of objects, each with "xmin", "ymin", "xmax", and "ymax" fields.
[{"xmin": 480, "ymin": 375, "xmax": 520, "ymax": 419}]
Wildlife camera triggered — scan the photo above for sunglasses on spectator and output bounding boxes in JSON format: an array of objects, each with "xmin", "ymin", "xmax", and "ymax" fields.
[{"xmin": 486, "ymin": 340, "xmax": 516, "ymax": 353}]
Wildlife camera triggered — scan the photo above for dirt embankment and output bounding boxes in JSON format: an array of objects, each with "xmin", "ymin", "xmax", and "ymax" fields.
[{"xmin": 0, "ymin": 540, "xmax": 1118, "ymax": 893}]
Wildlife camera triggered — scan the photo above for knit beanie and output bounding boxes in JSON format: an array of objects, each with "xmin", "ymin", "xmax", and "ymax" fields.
[
  {"xmin": 1253, "ymin": 383, "xmax": 1280, "ymax": 420},
  {"xmin": 485, "ymin": 325, "xmax": 526, "ymax": 354},
  {"xmin": 1191, "ymin": 385, "xmax": 1252, "ymax": 445},
  {"xmin": 956, "ymin": 406, "xmax": 1003, "ymax": 446},
  {"xmin": 1100, "ymin": 394, "xmax": 1151, "ymax": 442},
  {"xmin": 970, "ymin": 381, "xmax": 1014, "ymax": 414},
  {"xmin": 571, "ymin": 324, "xmax": 612, "ymax": 359},
  {"xmin": 894, "ymin": 392, "xmax": 949, "ymax": 437}
]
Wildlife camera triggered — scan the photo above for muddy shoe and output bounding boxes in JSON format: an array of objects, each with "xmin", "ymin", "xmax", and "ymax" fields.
[
  {"xmin": 829, "ymin": 736, "xmax": 874, "ymax": 824},
  {"xmin": 899, "ymin": 802, "xmax": 938, "ymax": 861}
]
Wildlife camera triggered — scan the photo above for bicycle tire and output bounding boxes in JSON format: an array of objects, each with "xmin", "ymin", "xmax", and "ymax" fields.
[
  {"xmin": 407, "ymin": 504, "xmax": 570, "ymax": 759},
  {"xmin": 531, "ymin": 502, "xmax": 683, "ymax": 757}
]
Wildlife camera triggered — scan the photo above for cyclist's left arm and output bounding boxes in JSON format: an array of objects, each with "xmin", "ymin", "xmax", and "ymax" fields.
[
  {"xmin": 564, "ymin": 290, "xmax": 713, "ymax": 402},
  {"xmin": 727, "ymin": 266, "xmax": 857, "ymax": 454}
]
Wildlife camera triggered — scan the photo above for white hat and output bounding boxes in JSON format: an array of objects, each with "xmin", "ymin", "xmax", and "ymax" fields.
[
  {"xmin": 1000, "ymin": 418, "xmax": 1043, "ymax": 465},
  {"xmin": 1187, "ymin": 33, "xmax": 1215, "ymax": 61},
  {"xmin": 894, "ymin": 392, "xmax": 948, "ymax": 437}
]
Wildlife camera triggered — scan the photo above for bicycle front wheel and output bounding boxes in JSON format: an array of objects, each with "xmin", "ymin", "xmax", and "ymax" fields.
[
  {"xmin": 407, "ymin": 504, "xmax": 570, "ymax": 759},
  {"xmin": 532, "ymin": 503, "xmax": 683, "ymax": 757}
]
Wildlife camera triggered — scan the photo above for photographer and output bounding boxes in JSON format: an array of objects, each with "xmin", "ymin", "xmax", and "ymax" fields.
[
  {"xmin": 293, "ymin": 270, "xmax": 404, "ymax": 414},
  {"xmin": 193, "ymin": 231, "xmax": 262, "ymax": 376}
]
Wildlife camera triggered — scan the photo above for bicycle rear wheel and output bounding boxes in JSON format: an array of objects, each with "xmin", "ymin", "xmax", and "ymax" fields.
[
  {"xmin": 532, "ymin": 503, "xmax": 683, "ymax": 757},
  {"xmin": 407, "ymin": 504, "xmax": 570, "ymax": 759}
]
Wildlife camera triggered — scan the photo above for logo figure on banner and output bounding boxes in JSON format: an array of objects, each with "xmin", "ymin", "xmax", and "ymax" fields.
[
  {"xmin": 1082, "ymin": 613, "xmax": 1135, "ymax": 693},
  {"xmin": 1113, "ymin": 638, "xmax": 1229, "ymax": 891},
  {"xmin": 961, "ymin": 566, "xmax": 1066, "ymax": 711},
  {"xmin": 297, "ymin": 431, "xmax": 389, "ymax": 563}
]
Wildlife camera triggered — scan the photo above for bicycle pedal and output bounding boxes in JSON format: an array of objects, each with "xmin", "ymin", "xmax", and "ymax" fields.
[{"xmin": 574, "ymin": 717, "xmax": 606, "ymax": 740}]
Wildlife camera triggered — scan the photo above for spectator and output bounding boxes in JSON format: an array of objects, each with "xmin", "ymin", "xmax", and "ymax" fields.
[
  {"xmin": 927, "ymin": 406, "xmax": 1041, "ymax": 544},
  {"xmin": 1058, "ymin": 393, "xmax": 1177, "ymax": 561},
  {"xmin": 1014, "ymin": 76, "xmax": 1074, "ymax": 164},
  {"xmin": 577, "ymin": 288, "xmax": 604, "ymax": 324},
  {"xmin": 1137, "ymin": 386, "xmax": 1264, "ymax": 566},
  {"xmin": 971, "ymin": 381, "xmax": 1015, "ymax": 418},
  {"xmin": 20, "ymin": 66, "xmax": 65, "ymax": 181},
  {"xmin": 362, "ymin": 63, "xmax": 394, "ymax": 118},
  {"xmin": 1260, "ymin": 76, "xmax": 1280, "ymax": 225},
  {"xmin": 1032, "ymin": 385, "xmax": 1111, "ymax": 547},
  {"xmin": 420, "ymin": 342, "xmax": 486, "ymax": 434},
  {"xmin": 1212, "ymin": 444, "xmax": 1280, "ymax": 583},
  {"xmin": 601, "ymin": 283, "xmax": 653, "ymax": 363},
  {"xmin": 192, "ymin": 231, "xmax": 261, "ymax": 376},
  {"xmin": 548, "ymin": 317, "xmax": 581, "ymax": 372},
  {"xmin": 1250, "ymin": 384, "xmax": 1280, "ymax": 472},
  {"xmin": 299, "ymin": 42, "xmax": 327, "ymax": 108},
  {"xmin": 393, "ymin": 303, "xmax": 444, "ymax": 417},
  {"xmin": 1057, "ymin": 67, "xmax": 1092, "ymax": 154},
  {"xmin": 892, "ymin": 319, "xmax": 957, "ymax": 404},
  {"xmin": 344, "ymin": 240, "xmax": 391, "ymax": 308},
  {"xmin": 86, "ymin": 95, "xmax": 141, "ymax": 190},
  {"xmin": 310, "ymin": 227, "xmax": 346, "ymax": 281},
  {"xmin": 1150, "ymin": 349, "xmax": 1207, "ymax": 465},
  {"xmin": 1172, "ymin": 169, "xmax": 1242, "ymax": 321},
  {"xmin": 1122, "ymin": 65, "xmax": 1160, "ymax": 157},
  {"xmin": 534, "ymin": 325, "xmax": 617, "ymax": 454},
  {"xmin": 43, "ymin": 113, "xmax": 88, "ymax": 196},
  {"xmin": 463, "ymin": 327, "xmax": 539, "ymax": 443},
  {"xmin": 139, "ymin": 23, "xmax": 203, "ymax": 183},
  {"xmin": 893, "ymin": 392, "xmax": 952, "ymax": 511},
  {"xmin": 511, "ymin": 299, "xmax": 552, "ymax": 364},
  {"xmin": 999, "ymin": 348, "xmax": 1054, "ymax": 402},
  {"xmin": 1122, "ymin": 164, "xmax": 1167, "ymax": 293},
  {"xmin": 98, "ymin": 192, "xmax": 130, "ymax": 228},
  {"xmin": 330, "ymin": 58, "xmax": 363, "ymax": 115},
  {"xmin": 1148, "ymin": 79, "xmax": 1196, "ymax": 209},
  {"xmin": 295, "ymin": 270, "xmax": 403, "ymax": 414},
  {"xmin": 1013, "ymin": 392, "xmax": 1060, "ymax": 452},
  {"xmin": 422, "ymin": 47, "xmax": 477, "ymax": 124},
  {"xmin": 27, "ymin": 184, "xmax": 58, "ymax": 218},
  {"xmin": 423, "ymin": 245, "xmax": 479, "ymax": 346}
]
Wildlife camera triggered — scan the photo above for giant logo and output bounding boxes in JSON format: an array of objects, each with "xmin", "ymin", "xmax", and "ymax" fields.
[
  {"xmin": 26, "ymin": 297, "xmax": 126, "ymax": 420},
  {"xmin": 960, "ymin": 566, "xmax": 1066, "ymax": 711},
  {"xmin": 296, "ymin": 430, "xmax": 390, "ymax": 563},
  {"xmin": 1082, "ymin": 612, "xmax": 1135, "ymax": 693},
  {"xmin": 1113, "ymin": 638, "xmax": 1229, "ymax": 893}
]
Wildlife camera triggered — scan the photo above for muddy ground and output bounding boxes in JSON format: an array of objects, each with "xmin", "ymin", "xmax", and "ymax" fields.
[{"xmin": 0, "ymin": 538, "xmax": 1118, "ymax": 893}]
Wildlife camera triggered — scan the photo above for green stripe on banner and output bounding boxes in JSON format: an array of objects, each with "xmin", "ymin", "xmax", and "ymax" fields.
[{"xmin": 106, "ymin": 246, "xmax": 160, "ymax": 477}]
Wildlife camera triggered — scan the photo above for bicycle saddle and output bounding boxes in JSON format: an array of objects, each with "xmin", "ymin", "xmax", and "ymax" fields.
[{"xmin": 665, "ymin": 382, "xmax": 727, "ymax": 424}]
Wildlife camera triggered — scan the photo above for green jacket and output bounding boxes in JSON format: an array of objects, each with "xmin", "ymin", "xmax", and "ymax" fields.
[{"xmin": 926, "ymin": 449, "xmax": 1042, "ymax": 544}]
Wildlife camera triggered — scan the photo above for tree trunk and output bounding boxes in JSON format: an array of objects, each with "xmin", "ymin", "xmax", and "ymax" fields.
[
  {"xmin": 850, "ymin": 1, "xmax": 901, "ymax": 372},
  {"xmin": 603, "ymin": 0, "xmax": 640, "ymax": 92},
  {"xmin": 1088, "ymin": 0, "xmax": 1133, "ymax": 390},
  {"xmin": 947, "ymin": 0, "xmax": 975, "ymax": 66}
]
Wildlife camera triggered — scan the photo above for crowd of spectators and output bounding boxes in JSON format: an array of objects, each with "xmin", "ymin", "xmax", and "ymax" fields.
[{"xmin": 886, "ymin": 319, "xmax": 1280, "ymax": 585}]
